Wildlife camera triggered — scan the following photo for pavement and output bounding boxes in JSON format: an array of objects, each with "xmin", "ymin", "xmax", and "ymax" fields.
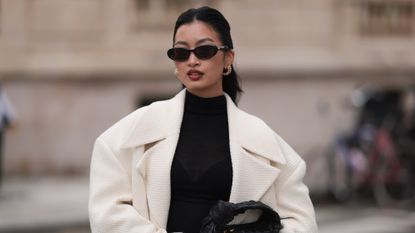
[
  {"xmin": 0, "ymin": 176, "xmax": 415, "ymax": 233},
  {"xmin": 0, "ymin": 176, "xmax": 89, "ymax": 233},
  {"xmin": 317, "ymin": 203, "xmax": 415, "ymax": 233}
]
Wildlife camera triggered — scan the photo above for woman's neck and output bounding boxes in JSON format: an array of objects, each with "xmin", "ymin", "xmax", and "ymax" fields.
[{"xmin": 184, "ymin": 90, "xmax": 226, "ymax": 115}]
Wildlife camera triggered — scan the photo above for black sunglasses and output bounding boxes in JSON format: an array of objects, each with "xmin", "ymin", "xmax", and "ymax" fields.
[{"xmin": 167, "ymin": 45, "xmax": 229, "ymax": 62}]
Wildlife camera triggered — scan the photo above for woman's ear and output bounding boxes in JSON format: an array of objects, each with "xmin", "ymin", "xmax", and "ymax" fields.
[{"xmin": 225, "ymin": 49, "xmax": 235, "ymax": 67}]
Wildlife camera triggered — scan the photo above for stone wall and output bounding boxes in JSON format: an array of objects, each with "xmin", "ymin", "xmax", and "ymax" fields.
[{"xmin": 0, "ymin": 0, "xmax": 414, "ymax": 193}]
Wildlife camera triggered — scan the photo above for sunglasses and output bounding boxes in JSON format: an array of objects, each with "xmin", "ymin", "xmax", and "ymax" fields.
[{"xmin": 167, "ymin": 45, "xmax": 229, "ymax": 62}]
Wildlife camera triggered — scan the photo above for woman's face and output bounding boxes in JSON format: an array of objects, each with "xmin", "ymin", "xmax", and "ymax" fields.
[{"xmin": 173, "ymin": 20, "xmax": 234, "ymax": 98}]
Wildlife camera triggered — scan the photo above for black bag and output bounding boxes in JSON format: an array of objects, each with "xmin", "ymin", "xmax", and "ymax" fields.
[{"xmin": 200, "ymin": 200, "xmax": 283, "ymax": 233}]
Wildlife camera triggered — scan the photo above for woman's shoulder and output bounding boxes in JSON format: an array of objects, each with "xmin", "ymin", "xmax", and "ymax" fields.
[
  {"xmin": 233, "ymin": 107, "xmax": 303, "ymax": 166},
  {"xmin": 97, "ymin": 97, "xmax": 175, "ymax": 147},
  {"xmin": 231, "ymin": 105, "xmax": 277, "ymax": 141}
]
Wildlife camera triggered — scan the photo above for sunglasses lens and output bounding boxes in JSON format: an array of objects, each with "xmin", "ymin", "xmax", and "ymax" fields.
[
  {"xmin": 167, "ymin": 45, "xmax": 222, "ymax": 61},
  {"xmin": 194, "ymin": 45, "xmax": 218, "ymax": 60},
  {"xmin": 167, "ymin": 48, "xmax": 190, "ymax": 61}
]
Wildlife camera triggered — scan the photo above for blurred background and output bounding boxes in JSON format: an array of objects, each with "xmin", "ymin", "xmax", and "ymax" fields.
[{"xmin": 0, "ymin": 0, "xmax": 414, "ymax": 232}]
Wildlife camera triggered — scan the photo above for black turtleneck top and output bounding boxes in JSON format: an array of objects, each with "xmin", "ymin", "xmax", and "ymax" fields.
[{"xmin": 166, "ymin": 91, "xmax": 233, "ymax": 233}]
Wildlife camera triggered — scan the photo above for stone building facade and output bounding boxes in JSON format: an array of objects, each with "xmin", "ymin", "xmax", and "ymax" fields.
[{"xmin": 0, "ymin": 0, "xmax": 414, "ymax": 190}]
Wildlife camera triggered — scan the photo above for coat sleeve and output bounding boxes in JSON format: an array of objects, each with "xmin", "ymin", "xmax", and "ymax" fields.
[
  {"xmin": 274, "ymin": 135, "xmax": 318, "ymax": 233},
  {"xmin": 88, "ymin": 137, "xmax": 167, "ymax": 233}
]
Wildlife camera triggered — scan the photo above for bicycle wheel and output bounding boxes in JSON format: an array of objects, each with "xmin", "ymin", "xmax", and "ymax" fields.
[{"xmin": 373, "ymin": 154, "xmax": 415, "ymax": 209}]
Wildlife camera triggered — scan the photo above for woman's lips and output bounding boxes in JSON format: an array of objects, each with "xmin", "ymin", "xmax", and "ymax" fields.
[{"xmin": 187, "ymin": 70, "xmax": 203, "ymax": 81}]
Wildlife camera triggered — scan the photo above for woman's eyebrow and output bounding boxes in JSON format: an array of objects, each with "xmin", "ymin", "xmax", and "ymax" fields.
[
  {"xmin": 174, "ymin": 41, "xmax": 188, "ymax": 46},
  {"xmin": 174, "ymin": 38, "xmax": 215, "ymax": 47},
  {"xmin": 196, "ymin": 38, "xmax": 215, "ymax": 45}
]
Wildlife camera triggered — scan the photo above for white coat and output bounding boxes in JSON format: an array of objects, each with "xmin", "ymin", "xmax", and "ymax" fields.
[{"xmin": 89, "ymin": 89, "xmax": 318, "ymax": 233}]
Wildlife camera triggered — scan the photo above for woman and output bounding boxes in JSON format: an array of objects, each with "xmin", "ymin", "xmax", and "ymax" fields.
[{"xmin": 89, "ymin": 6, "xmax": 317, "ymax": 233}]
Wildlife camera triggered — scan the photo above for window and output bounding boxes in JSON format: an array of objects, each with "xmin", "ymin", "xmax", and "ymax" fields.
[
  {"xmin": 129, "ymin": 0, "xmax": 216, "ymax": 30},
  {"xmin": 26, "ymin": 0, "xmax": 104, "ymax": 43},
  {"xmin": 136, "ymin": 93, "xmax": 175, "ymax": 108},
  {"xmin": 357, "ymin": 0, "xmax": 414, "ymax": 37}
]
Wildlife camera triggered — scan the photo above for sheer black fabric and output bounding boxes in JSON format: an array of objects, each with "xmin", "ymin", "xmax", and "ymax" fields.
[{"xmin": 166, "ymin": 91, "xmax": 233, "ymax": 233}]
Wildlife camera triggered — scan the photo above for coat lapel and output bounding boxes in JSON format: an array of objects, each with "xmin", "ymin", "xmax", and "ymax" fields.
[
  {"xmin": 120, "ymin": 90, "xmax": 287, "ymax": 228},
  {"xmin": 121, "ymin": 90, "xmax": 186, "ymax": 228},
  {"xmin": 229, "ymin": 143, "xmax": 281, "ymax": 202},
  {"xmin": 225, "ymin": 94, "xmax": 286, "ymax": 203},
  {"xmin": 136, "ymin": 135, "xmax": 180, "ymax": 228}
]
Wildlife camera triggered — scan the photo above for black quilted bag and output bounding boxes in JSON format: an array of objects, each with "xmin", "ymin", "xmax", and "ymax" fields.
[{"xmin": 199, "ymin": 200, "xmax": 283, "ymax": 233}]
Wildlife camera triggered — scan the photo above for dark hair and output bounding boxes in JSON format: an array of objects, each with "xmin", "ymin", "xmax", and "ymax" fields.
[{"xmin": 173, "ymin": 6, "xmax": 243, "ymax": 103}]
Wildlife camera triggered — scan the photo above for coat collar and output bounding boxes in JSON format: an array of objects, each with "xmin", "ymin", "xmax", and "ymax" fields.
[
  {"xmin": 120, "ymin": 89, "xmax": 287, "ymax": 227},
  {"xmin": 120, "ymin": 89, "xmax": 286, "ymax": 165}
]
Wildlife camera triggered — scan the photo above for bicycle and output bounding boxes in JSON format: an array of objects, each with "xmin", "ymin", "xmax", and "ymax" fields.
[{"xmin": 326, "ymin": 87, "xmax": 415, "ymax": 209}]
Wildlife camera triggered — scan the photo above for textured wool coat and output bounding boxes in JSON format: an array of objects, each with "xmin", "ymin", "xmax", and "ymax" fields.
[{"xmin": 89, "ymin": 89, "xmax": 318, "ymax": 233}]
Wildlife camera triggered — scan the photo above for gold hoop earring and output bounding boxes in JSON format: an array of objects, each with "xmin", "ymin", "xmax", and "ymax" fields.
[
  {"xmin": 174, "ymin": 68, "xmax": 178, "ymax": 77},
  {"xmin": 223, "ymin": 65, "xmax": 232, "ymax": 76}
]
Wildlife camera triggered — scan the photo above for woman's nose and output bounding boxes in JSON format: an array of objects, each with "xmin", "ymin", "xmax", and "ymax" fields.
[{"xmin": 187, "ymin": 52, "xmax": 200, "ymax": 67}]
